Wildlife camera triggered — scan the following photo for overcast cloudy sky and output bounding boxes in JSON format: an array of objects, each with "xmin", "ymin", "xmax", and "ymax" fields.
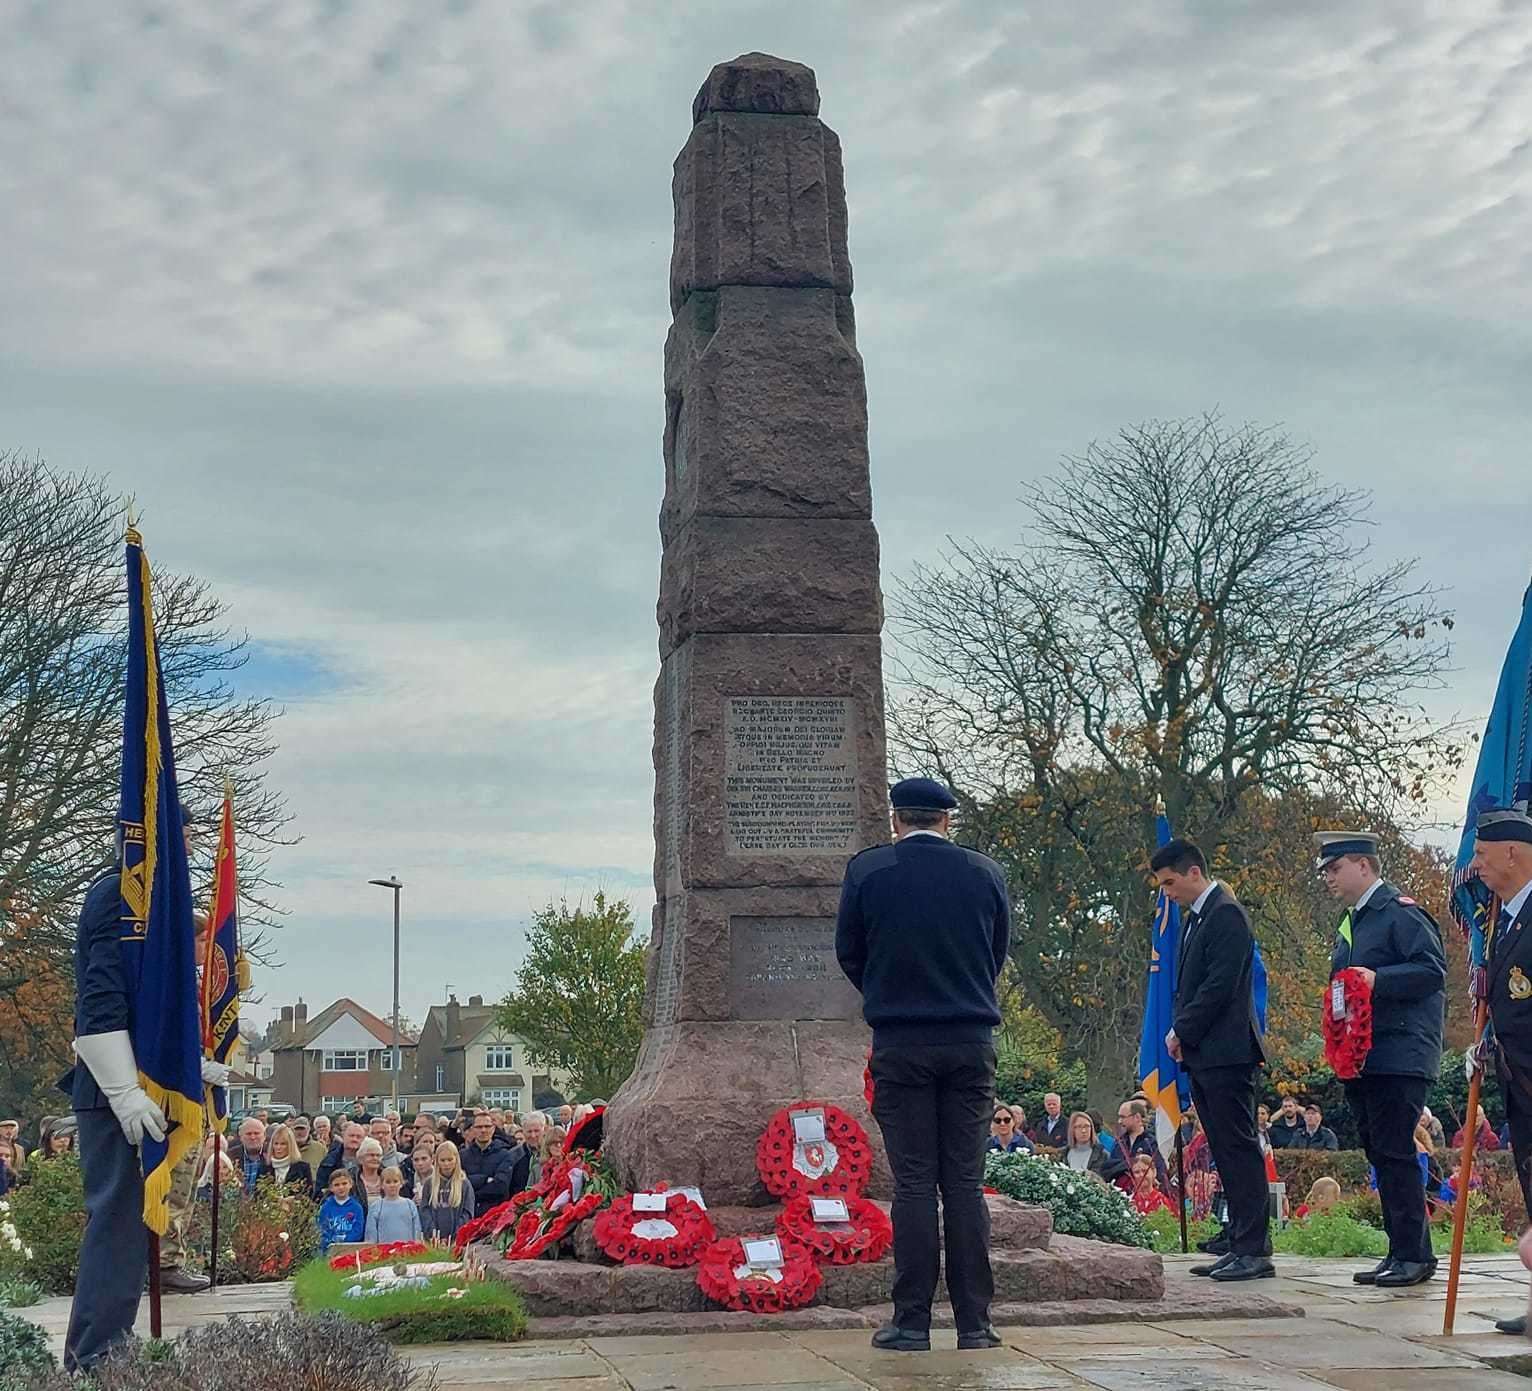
[{"xmin": 5, "ymin": 1, "xmax": 1529, "ymax": 1038}]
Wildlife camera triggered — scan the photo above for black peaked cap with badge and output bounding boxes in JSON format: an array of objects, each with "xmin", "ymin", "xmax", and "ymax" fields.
[
  {"xmin": 1319, "ymin": 830, "xmax": 1447, "ymax": 1081},
  {"xmin": 890, "ymin": 777, "xmax": 958, "ymax": 811}
]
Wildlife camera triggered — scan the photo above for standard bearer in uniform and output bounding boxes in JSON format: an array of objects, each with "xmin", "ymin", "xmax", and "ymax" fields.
[
  {"xmin": 1316, "ymin": 831, "xmax": 1446, "ymax": 1289},
  {"xmin": 1464, "ymin": 808, "xmax": 1532, "ymax": 1334},
  {"xmin": 836, "ymin": 777, "xmax": 1010, "ymax": 1353}
]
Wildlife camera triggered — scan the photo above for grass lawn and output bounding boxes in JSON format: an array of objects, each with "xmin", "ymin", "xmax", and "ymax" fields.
[{"xmin": 292, "ymin": 1252, "xmax": 528, "ymax": 1344}]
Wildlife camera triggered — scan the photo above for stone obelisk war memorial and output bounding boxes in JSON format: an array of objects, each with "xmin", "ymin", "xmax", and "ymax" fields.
[{"xmin": 489, "ymin": 54, "xmax": 1173, "ymax": 1326}]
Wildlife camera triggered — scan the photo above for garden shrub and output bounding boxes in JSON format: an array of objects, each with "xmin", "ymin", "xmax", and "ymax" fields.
[
  {"xmin": 0, "ymin": 1277, "xmax": 42, "ymax": 1308},
  {"xmin": 1272, "ymin": 1148, "xmax": 1372, "ymax": 1197},
  {"xmin": 983, "ymin": 1151, "xmax": 1151, "ymax": 1249},
  {"xmin": 6, "ymin": 1154, "xmax": 84, "ymax": 1293},
  {"xmin": 1272, "ymin": 1210, "xmax": 1388, "ymax": 1258},
  {"xmin": 0, "ymin": 1308, "xmax": 57, "ymax": 1387},
  {"xmin": 21, "ymin": 1312, "xmax": 439, "ymax": 1391},
  {"xmin": 1138, "ymin": 1206, "xmax": 1221, "ymax": 1255}
]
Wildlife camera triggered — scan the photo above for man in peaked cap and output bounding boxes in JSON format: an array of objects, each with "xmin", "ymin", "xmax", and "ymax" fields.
[
  {"xmin": 1464, "ymin": 808, "xmax": 1532, "ymax": 1333},
  {"xmin": 1317, "ymin": 831, "xmax": 1446, "ymax": 1289},
  {"xmin": 836, "ymin": 777, "xmax": 1010, "ymax": 1353}
]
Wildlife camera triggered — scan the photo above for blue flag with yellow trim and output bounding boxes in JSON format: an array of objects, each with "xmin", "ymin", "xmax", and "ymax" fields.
[
  {"xmin": 1139, "ymin": 811, "xmax": 1188, "ymax": 1160},
  {"xmin": 119, "ymin": 525, "xmax": 205, "ymax": 1234},
  {"xmin": 1451, "ymin": 577, "xmax": 1532, "ymax": 992}
]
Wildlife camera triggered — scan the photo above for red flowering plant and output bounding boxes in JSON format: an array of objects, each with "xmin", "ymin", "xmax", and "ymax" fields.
[
  {"xmin": 327, "ymin": 1240, "xmax": 429, "ymax": 1271},
  {"xmin": 1323, "ymin": 966, "xmax": 1374, "ymax": 1080},
  {"xmin": 592, "ymin": 1187, "xmax": 715, "ymax": 1267},
  {"xmin": 756, "ymin": 1102, "xmax": 872, "ymax": 1200},
  {"xmin": 695, "ymin": 1234, "xmax": 822, "ymax": 1313},
  {"xmin": 775, "ymin": 1195, "xmax": 892, "ymax": 1266}
]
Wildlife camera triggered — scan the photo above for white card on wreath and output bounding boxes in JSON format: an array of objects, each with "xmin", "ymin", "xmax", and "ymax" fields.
[
  {"xmin": 792, "ymin": 1111, "xmax": 826, "ymax": 1143},
  {"xmin": 810, "ymin": 1197, "xmax": 849, "ymax": 1224},
  {"xmin": 743, "ymin": 1237, "xmax": 784, "ymax": 1268},
  {"xmin": 632, "ymin": 1192, "xmax": 667, "ymax": 1212},
  {"xmin": 1330, "ymin": 979, "xmax": 1345, "ymax": 1021},
  {"xmin": 674, "ymin": 1185, "xmax": 707, "ymax": 1210}
]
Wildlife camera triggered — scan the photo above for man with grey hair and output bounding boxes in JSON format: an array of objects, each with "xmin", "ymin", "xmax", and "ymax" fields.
[
  {"xmin": 236, "ymin": 1117, "xmax": 267, "ymax": 1195},
  {"xmin": 1034, "ymin": 1093, "xmax": 1068, "ymax": 1148},
  {"xmin": 522, "ymin": 1111, "xmax": 548, "ymax": 1184}
]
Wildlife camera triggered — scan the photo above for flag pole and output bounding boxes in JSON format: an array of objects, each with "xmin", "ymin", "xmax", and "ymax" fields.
[
  {"xmin": 1175, "ymin": 1125, "xmax": 1188, "ymax": 1254},
  {"xmin": 208, "ymin": 1138, "xmax": 221, "ymax": 1288},
  {"xmin": 1443, "ymin": 996, "xmax": 1492, "ymax": 1335},
  {"xmin": 148, "ymin": 1234, "xmax": 162, "ymax": 1337}
]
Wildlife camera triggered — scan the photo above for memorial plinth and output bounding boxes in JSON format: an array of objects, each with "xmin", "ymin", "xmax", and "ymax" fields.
[{"xmin": 607, "ymin": 52, "xmax": 890, "ymax": 1204}]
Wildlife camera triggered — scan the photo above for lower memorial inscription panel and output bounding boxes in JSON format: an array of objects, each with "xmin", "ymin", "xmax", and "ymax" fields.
[{"xmin": 729, "ymin": 916, "xmax": 861, "ymax": 1020}]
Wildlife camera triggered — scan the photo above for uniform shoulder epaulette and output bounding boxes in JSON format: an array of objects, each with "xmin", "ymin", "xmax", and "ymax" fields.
[{"xmin": 1397, "ymin": 896, "xmax": 1417, "ymax": 906}]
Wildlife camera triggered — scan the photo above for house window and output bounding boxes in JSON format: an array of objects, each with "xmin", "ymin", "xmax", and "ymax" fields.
[
  {"xmin": 321, "ymin": 1050, "xmax": 367, "ymax": 1071},
  {"xmin": 481, "ymin": 1088, "xmax": 520, "ymax": 1110},
  {"xmin": 320, "ymin": 1096, "xmax": 351, "ymax": 1112},
  {"xmin": 434, "ymin": 1065, "xmax": 445, "ymax": 1092},
  {"xmin": 484, "ymin": 1044, "xmax": 515, "ymax": 1071},
  {"xmin": 378, "ymin": 1048, "xmax": 401, "ymax": 1071}
]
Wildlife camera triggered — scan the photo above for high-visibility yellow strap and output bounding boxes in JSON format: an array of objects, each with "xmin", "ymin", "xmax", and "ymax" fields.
[{"xmin": 1338, "ymin": 912, "xmax": 1352, "ymax": 948}]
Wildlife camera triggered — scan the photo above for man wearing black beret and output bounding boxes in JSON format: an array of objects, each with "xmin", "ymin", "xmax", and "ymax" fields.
[
  {"xmin": 1316, "ymin": 830, "xmax": 1446, "ymax": 1289},
  {"xmin": 1465, "ymin": 809, "xmax": 1532, "ymax": 1333},
  {"xmin": 836, "ymin": 777, "xmax": 1010, "ymax": 1353}
]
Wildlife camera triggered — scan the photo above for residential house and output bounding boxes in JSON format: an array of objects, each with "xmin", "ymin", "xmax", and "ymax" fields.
[
  {"xmin": 415, "ymin": 994, "xmax": 574, "ymax": 1112},
  {"xmin": 270, "ymin": 998, "xmax": 427, "ymax": 1115}
]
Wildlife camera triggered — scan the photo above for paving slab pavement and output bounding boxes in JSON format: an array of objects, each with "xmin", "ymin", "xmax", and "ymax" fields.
[{"xmin": 11, "ymin": 1252, "xmax": 1532, "ymax": 1389}]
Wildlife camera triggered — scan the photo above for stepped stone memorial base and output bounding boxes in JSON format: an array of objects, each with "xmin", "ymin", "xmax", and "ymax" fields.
[{"xmin": 506, "ymin": 51, "xmax": 1173, "ymax": 1328}]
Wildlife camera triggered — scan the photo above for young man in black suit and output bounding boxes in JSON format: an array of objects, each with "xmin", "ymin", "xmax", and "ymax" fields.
[{"xmin": 1151, "ymin": 837, "xmax": 1272, "ymax": 1282}]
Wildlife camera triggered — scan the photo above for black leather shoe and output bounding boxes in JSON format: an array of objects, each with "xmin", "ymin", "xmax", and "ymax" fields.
[
  {"xmin": 1495, "ymin": 1314, "xmax": 1527, "ymax": 1335},
  {"xmin": 1209, "ymin": 1255, "xmax": 1276, "ymax": 1282},
  {"xmin": 1190, "ymin": 1252, "xmax": 1238, "ymax": 1277},
  {"xmin": 1353, "ymin": 1258, "xmax": 1395, "ymax": 1285},
  {"xmin": 957, "ymin": 1326, "xmax": 1002, "ymax": 1350},
  {"xmin": 158, "ymin": 1266, "xmax": 212, "ymax": 1294},
  {"xmin": 1195, "ymin": 1235, "xmax": 1231, "ymax": 1255},
  {"xmin": 1375, "ymin": 1260, "xmax": 1434, "ymax": 1288},
  {"xmin": 871, "ymin": 1324, "xmax": 930, "ymax": 1352}
]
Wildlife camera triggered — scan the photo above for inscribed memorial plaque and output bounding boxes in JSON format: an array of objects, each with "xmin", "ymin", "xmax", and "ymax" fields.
[
  {"xmin": 729, "ymin": 916, "xmax": 860, "ymax": 1020},
  {"xmin": 724, "ymin": 696, "xmax": 858, "ymax": 854}
]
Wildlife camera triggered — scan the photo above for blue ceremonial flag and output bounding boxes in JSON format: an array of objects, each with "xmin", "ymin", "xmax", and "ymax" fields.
[
  {"xmin": 1139, "ymin": 810, "xmax": 1188, "ymax": 1160},
  {"xmin": 119, "ymin": 525, "xmax": 205, "ymax": 1234},
  {"xmin": 200, "ymin": 783, "xmax": 246, "ymax": 1134},
  {"xmin": 1452, "ymin": 578, "xmax": 1532, "ymax": 994}
]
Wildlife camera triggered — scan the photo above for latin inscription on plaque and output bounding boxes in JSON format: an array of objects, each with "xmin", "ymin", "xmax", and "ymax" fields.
[
  {"xmin": 725, "ymin": 696, "xmax": 857, "ymax": 854},
  {"xmin": 729, "ymin": 916, "xmax": 860, "ymax": 1021}
]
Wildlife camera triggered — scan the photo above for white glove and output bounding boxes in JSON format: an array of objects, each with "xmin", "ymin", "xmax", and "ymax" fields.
[
  {"xmin": 201, "ymin": 1058, "xmax": 232, "ymax": 1088},
  {"xmin": 74, "ymin": 1031, "xmax": 167, "ymax": 1146}
]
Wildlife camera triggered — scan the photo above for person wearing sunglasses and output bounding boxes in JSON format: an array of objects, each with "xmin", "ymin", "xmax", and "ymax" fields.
[{"xmin": 986, "ymin": 1107, "xmax": 1032, "ymax": 1154}]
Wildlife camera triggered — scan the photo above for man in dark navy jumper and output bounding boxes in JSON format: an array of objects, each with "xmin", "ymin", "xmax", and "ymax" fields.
[{"xmin": 836, "ymin": 777, "xmax": 1010, "ymax": 1353}]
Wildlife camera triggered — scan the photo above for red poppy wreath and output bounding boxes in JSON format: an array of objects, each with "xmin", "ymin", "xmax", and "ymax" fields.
[
  {"xmin": 1323, "ymin": 966, "xmax": 1374, "ymax": 1080},
  {"xmin": 695, "ymin": 1235, "xmax": 822, "ymax": 1313},
  {"xmin": 503, "ymin": 1191, "xmax": 605, "ymax": 1260},
  {"xmin": 328, "ymin": 1240, "xmax": 429, "ymax": 1271},
  {"xmin": 775, "ymin": 1194, "xmax": 892, "ymax": 1265},
  {"xmin": 756, "ymin": 1102, "xmax": 872, "ymax": 1200},
  {"xmin": 592, "ymin": 1190, "xmax": 715, "ymax": 1268}
]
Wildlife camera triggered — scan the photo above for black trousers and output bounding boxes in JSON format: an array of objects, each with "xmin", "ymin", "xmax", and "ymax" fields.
[
  {"xmin": 1187, "ymin": 1063, "xmax": 1270, "ymax": 1257},
  {"xmin": 1343, "ymin": 1074, "xmax": 1430, "ymax": 1264},
  {"xmin": 870, "ymin": 1042, "xmax": 996, "ymax": 1334},
  {"xmin": 1502, "ymin": 1070, "xmax": 1532, "ymax": 1219},
  {"xmin": 64, "ymin": 1108, "xmax": 147, "ymax": 1372}
]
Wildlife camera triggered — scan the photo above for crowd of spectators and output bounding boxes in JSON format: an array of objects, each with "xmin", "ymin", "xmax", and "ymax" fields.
[{"xmin": 0, "ymin": 1100, "xmax": 598, "ymax": 1254}]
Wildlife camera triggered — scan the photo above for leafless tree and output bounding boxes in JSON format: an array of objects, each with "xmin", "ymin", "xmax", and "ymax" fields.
[
  {"xmin": 889, "ymin": 417, "xmax": 1462, "ymax": 1104},
  {"xmin": 0, "ymin": 452, "xmax": 292, "ymax": 994}
]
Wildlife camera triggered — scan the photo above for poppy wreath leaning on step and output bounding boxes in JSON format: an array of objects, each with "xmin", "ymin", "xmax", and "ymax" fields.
[
  {"xmin": 774, "ymin": 1194, "xmax": 893, "ymax": 1265},
  {"xmin": 592, "ymin": 1189, "xmax": 715, "ymax": 1268},
  {"xmin": 502, "ymin": 1191, "xmax": 605, "ymax": 1260},
  {"xmin": 328, "ymin": 1240, "xmax": 429, "ymax": 1271},
  {"xmin": 1322, "ymin": 966, "xmax": 1374, "ymax": 1081},
  {"xmin": 695, "ymin": 1235, "xmax": 823, "ymax": 1314},
  {"xmin": 756, "ymin": 1101, "xmax": 872, "ymax": 1200}
]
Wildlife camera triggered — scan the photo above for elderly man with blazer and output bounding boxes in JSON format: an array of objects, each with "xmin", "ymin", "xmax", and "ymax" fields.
[{"xmin": 1151, "ymin": 837, "xmax": 1272, "ymax": 1282}]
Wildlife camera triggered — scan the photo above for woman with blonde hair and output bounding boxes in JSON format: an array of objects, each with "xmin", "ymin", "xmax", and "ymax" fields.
[
  {"xmin": 258, "ymin": 1123, "xmax": 314, "ymax": 1195},
  {"xmin": 355, "ymin": 1136, "xmax": 386, "ymax": 1208},
  {"xmin": 419, "ymin": 1139, "xmax": 476, "ymax": 1242}
]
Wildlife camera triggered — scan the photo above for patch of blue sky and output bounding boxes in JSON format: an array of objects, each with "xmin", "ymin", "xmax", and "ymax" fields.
[{"xmin": 228, "ymin": 641, "xmax": 349, "ymax": 702}]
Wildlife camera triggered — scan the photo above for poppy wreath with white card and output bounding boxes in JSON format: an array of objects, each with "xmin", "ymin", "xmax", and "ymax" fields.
[
  {"xmin": 775, "ymin": 1194, "xmax": 893, "ymax": 1265},
  {"xmin": 1322, "ymin": 966, "xmax": 1374, "ymax": 1081},
  {"xmin": 592, "ymin": 1188, "xmax": 715, "ymax": 1267},
  {"xmin": 756, "ymin": 1101, "xmax": 873, "ymax": 1200},
  {"xmin": 695, "ymin": 1234, "xmax": 822, "ymax": 1313}
]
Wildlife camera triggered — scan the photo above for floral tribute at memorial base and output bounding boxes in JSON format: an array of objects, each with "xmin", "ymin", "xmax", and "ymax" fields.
[
  {"xmin": 1323, "ymin": 967, "xmax": 1374, "ymax": 1080},
  {"xmin": 756, "ymin": 1102, "xmax": 873, "ymax": 1200},
  {"xmin": 593, "ymin": 1188, "xmax": 715, "ymax": 1267},
  {"xmin": 695, "ymin": 1234, "xmax": 824, "ymax": 1313},
  {"xmin": 775, "ymin": 1194, "xmax": 892, "ymax": 1265}
]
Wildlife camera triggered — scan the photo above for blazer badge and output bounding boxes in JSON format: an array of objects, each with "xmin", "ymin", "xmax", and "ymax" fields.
[{"xmin": 1510, "ymin": 966, "xmax": 1532, "ymax": 1002}]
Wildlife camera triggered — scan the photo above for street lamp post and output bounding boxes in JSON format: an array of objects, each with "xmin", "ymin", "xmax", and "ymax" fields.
[{"xmin": 369, "ymin": 876, "xmax": 404, "ymax": 1112}]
